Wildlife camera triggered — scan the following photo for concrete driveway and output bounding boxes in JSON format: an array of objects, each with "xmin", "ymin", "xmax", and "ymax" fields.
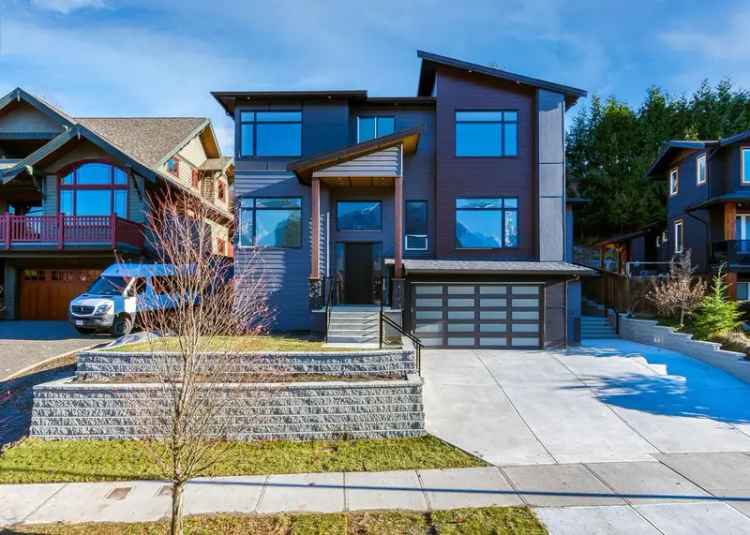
[
  {"xmin": 0, "ymin": 321, "xmax": 112, "ymax": 380},
  {"xmin": 423, "ymin": 339, "xmax": 750, "ymax": 533}
]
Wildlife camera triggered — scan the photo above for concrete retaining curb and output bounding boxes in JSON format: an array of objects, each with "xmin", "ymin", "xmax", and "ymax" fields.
[{"xmin": 616, "ymin": 315, "xmax": 750, "ymax": 384}]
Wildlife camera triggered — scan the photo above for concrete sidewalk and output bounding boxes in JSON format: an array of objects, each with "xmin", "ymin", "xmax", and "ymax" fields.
[{"xmin": 3, "ymin": 459, "xmax": 750, "ymax": 533}]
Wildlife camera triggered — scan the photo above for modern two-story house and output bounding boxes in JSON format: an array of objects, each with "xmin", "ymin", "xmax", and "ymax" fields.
[
  {"xmin": 646, "ymin": 133, "xmax": 750, "ymax": 299},
  {"xmin": 213, "ymin": 50, "xmax": 591, "ymax": 349},
  {"xmin": 0, "ymin": 88, "xmax": 234, "ymax": 320}
]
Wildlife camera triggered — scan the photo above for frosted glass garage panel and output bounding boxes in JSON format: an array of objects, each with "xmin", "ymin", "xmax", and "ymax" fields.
[
  {"xmin": 416, "ymin": 298, "xmax": 442, "ymax": 307},
  {"xmin": 513, "ymin": 311, "xmax": 539, "ymax": 320},
  {"xmin": 512, "ymin": 323, "xmax": 539, "ymax": 333},
  {"xmin": 511, "ymin": 337, "xmax": 539, "ymax": 347},
  {"xmin": 480, "ymin": 310, "xmax": 506, "ymax": 320},
  {"xmin": 415, "ymin": 286, "xmax": 442, "ymax": 295},
  {"xmin": 416, "ymin": 323, "xmax": 442, "ymax": 334},
  {"xmin": 512, "ymin": 298, "xmax": 539, "ymax": 307},
  {"xmin": 512, "ymin": 286, "xmax": 540, "ymax": 295},
  {"xmin": 421, "ymin": 337, "xmax": 444, "ymax": 347},
  {"xmin": 447, "ymin": 337, "xmax": 475, "ymax": 346},
  {"xmin": 447, "ymin": 286, "xmax": 473, "ymax": 294},
  {"xmin": 448, "ymin": 311, "xmax": 474, "ymax": 320},
  {"xmin": 480, "ymin": 323, "xmax": 506, "ymax": 332},
  {"xmin": 480, "ymin": 286, "xmax": 507, "ymax": 294},
  {"xmin": 480, "ymin": 298, "xmax": 507, "ymax": 307},
  {"xmin": 480, "ymin": 337, "xmax": 507, "ymax": 346},
  {"xmin": 448, "ymin": 298, "xmax": 474, "ymax": 307},
  {"xmin": 416, "ymin": 310, "xmax": 443, "ymax": 320}
]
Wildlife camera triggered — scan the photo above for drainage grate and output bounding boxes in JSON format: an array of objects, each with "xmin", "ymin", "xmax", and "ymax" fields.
[{"xmin": 106, "ymin": 487, "xmax": 132, "ymax": 500}]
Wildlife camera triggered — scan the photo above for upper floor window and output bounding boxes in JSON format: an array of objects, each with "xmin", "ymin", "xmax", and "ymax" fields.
[
  {"xmin": 669, "ymin": 168, "xmax": 679, "ymax": 196},
  {"xmin": 336, "ymin": 201, "xmax": 382, "ymax": 231},
  {"xmin": 217, "ymin": 181, "xmax": 226, "ymax": 202},
  {"xmin": 166, "ymin": 157, "xmax": 179, "ymax": 176},
  {"xmin": 239, "ymin": 111, "xmax": 302, "ymax": 157},
  {"xmin": 697, "ymin": 154, "xmax": 706, "ymax": 185},
  {"xmin": 357, "ymin": 116, "xmax": 395, "ymax": 142},
  {"xmin": 59, "ymin": 162, "xmax": 128, "ymax": 218},
  {"xmin": 455, "ymin": 111, "xmax": 518, "ymax": 157},
  {"xmin": 405, "ymin": 200, "xmax": 428, "ymax": 251},
  {"xmin": 674, "ymin": 219, "xmax": 684, "ymax": 254},
  {"xmin": 742, "ymin": 147, "xmax": 750, "ymax": 184},
  {"xmin": 456, "ymin": 197, "xmax": 518, "ymax": 249}
]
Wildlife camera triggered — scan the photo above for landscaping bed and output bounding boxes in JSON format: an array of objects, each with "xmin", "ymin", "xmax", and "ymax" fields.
[
  {"xmin": 106, "ymin": 334, "xmax": 367, "ymax": 353},
  {"xmin": 0, "ymin": 435, "xmax": 484, "ymax": 485},
  {"xmin": 72, "ymin": 372, "xmax": 404, "ymax": 384},
  {"xmin": 8, "ymin": 507, "xmax": 545, "ymax": 534}
]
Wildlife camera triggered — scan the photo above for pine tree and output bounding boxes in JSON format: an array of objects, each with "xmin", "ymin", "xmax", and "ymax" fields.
[{"xmin": 692, "ymin": 269, "xmax": 743, "ymax": 340}]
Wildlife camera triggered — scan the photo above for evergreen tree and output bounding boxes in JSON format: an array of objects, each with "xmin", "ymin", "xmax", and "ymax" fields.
[{"xmin": 692, "ymin": 269, "xmax": 743, "ymax": 340}]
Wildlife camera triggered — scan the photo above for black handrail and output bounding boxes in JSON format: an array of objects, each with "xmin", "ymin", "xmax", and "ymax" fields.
[
  {"xmin": 380, "ymin": 312, "xmax": 423, "ymax": 376},
  {"xmin": 324, "ymin": 276, "xmax": 335, "ymax": 343}
]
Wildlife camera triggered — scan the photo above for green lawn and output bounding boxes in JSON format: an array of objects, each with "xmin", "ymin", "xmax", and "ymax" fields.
[
  {"xmin": 0, "ymin": 436, "xmax": 485, "ymax": 485},
  {"xmin": 10, "ymin": 508, "xmax": 546, "ymax": 534},
  {"xmin": 107, "ymin": 334, "xmax": 363, "ymax": 353}
]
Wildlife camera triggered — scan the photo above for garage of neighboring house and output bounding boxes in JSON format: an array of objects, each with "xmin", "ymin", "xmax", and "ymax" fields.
[
  {"xmin": 411, "ymin": 282, "xmax": 543, "ymax": 348},
  {"xmin": 18, "ymin": 268, "xmax": 101, "ymax": 320}
]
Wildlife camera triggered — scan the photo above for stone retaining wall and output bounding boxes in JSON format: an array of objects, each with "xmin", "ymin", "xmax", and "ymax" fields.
[
  {"xmin": 31, "ymin": 376, "xmax": 425, "ymax": 440},
  {"xmin": 77, "ymin": 347, "xmax": 416, "ymax": 378},
  {"xmin": 616, "ymin": 314, "xmax": 750, "ymax": 384}
]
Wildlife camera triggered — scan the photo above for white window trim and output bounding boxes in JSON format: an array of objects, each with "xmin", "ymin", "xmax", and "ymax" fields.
[
  {"xmin": 742, "ymin": 147, "xmax": 750, "ymax": 184},
  {"xmin": 736, "ymin": 214, "xmax": 750, "ymax": 240},
  {"xmin": 696, "ymin": 154, "xmax": 706, "ymax": 185},
  {"xmin": 405, "ymin": 234, "xmax": 429, "ymax": 251},
  {"xmin": 674, "ymin": 220, "xmax": 684, "ymax": 254},
  {"xmin": 669, "ymin": 168, "xmax": 679, "ymax": 196}
]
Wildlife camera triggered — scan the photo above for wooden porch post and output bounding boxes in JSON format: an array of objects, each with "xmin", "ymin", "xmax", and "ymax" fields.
[
  {"xmin": 724, "ymin": 202, "xmax": 738, "ymax": 299},
  {"xmin": 310, "ymin": 177, "xmax": 321, "ymax": 279},
  {"xmin": 394, "ymin": 175, "xmax": 403, "ymax": 278}
]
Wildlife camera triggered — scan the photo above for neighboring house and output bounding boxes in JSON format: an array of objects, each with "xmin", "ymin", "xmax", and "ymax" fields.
[
  {"xmin": 0, "ymin": 88, "xmax": 234, "ymax": 320},
  {"xmin": 593, "ymin": 222, "xmax": 665, "ymax": 277},
  {"xmin": 213, "ymin": 50, "xmax": 592, "ymax": 349},
  {"xmin": 646, "ymin": 134, "xmax": 750, "ymax": 299}
]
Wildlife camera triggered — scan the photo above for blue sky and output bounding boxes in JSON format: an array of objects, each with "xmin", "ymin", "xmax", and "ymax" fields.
[{"xmin": 1, "ymin": 0, "xmax": 747, "ymax": 152}]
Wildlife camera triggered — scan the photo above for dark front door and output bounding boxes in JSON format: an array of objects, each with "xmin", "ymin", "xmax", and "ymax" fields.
[{"xmin": 344, "ymin": 242, "xmax": 373, "ymax": 304}]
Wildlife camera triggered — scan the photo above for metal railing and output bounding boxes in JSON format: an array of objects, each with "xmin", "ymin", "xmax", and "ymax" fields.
[
  {"xmin": 323, "ymin": 276, "xmax": 336, "ymax": 343},
  {"xmin": 712, "ymin": 240, "xmax": 750, "ymax": 270},
  {"xmin": 380, "ymin": 312, "xmax": 423, "ymax": 375}
]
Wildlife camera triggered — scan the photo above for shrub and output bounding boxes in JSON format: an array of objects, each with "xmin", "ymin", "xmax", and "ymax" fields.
[
  {"xmin": 647, "ymin": 251, "xmax": 706, "ymax": 327},
  {"xmin": 692, "ymin": 268, "xmax": 743, "ymax": 340}
]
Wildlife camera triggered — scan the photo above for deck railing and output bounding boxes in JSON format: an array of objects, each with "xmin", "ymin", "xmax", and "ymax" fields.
[{"xmin": 0, "ymin": 214, "xmax": 144, "ymax": 250}]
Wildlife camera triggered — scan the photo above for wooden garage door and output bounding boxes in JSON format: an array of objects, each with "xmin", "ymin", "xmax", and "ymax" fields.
[
  {"xmin": 412, "ymin": 283, "xmax": 543, "ymax": 349},
  {"xmin": 19, "ymin": 269, "xmax": 101, "ymax": 320}
]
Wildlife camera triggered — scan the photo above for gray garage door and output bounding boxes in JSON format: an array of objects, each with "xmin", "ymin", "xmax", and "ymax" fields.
[{"xmin": 411, "ymin": 283, "xmax": 543, "ymax": 349}]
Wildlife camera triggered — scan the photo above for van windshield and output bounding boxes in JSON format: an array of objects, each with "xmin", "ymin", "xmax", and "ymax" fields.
[{"xmin": 86, "ymin": 276, "xmax": 132, "ymax": 296}]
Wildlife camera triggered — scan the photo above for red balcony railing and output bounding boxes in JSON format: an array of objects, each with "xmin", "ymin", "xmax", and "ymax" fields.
[{"xmin": 0, "ymin": 214, "xmax": 144, "ymax": 251}]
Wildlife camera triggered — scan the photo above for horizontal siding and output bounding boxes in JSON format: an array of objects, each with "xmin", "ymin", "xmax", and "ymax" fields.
[
  {"xmin": 128, "ymin": 174, "xmax": 145, "ymax": 224},
  {"xmin": 44, "ymin": 175, "xmax": 56, "ymax": 215},
  {"xmin": 313, "ymin": 146, "xmax": 401, "ymax": 178},
  {"xmin": 234, "ymin": 169, "xmax": 312, "ymax": 330}
]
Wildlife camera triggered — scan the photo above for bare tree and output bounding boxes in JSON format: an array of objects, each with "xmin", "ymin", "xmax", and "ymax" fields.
[
  {"xmin": 647, "ymin": 251, "xmax": 706, "ymax": 327},
  {"xmin": 124, "ymin": 191, "xmax": 271, "ymax": 535}
]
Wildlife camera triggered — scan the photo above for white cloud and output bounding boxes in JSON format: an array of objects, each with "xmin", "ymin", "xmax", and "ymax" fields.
[{"xmin": 30, "ymin": 0, "xmax": 106, "ymax": 14}]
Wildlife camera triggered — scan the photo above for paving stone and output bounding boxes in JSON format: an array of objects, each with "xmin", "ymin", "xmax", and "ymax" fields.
[
  {"xmin": 417, "ymin": 467, "xmax": 522, "ymax": 509},
  {"xmin": 257, "ymin": 472, "xmax": 344, "ymax": 513},
  {"xmin": 502, "ymin": 464, "xmax": 626, "ymax": 507},
  {"xmin": 184, "ymin": 476, "xmax": 266, "ymax": 515},
  {"xmin": 586, "ymin": 461, "xmax": 710, "ymax": 504},
  {"xmin": 656, "ymin": 453, "xmax": 750, "ymax": 490},
  {"xmin": 0, "ymin": 483, "xmax": 66, "ymax": 526},
  {"xmin": 345, "ymin": 470, "xmax": 428, "ymax": 511},
  {"xmin": 535, "ymin": 505, "xmax": 660, "ymax": 535},
  {"xmin": 635, "ymin": 502, "xmax": 750, "ymax": 535}
]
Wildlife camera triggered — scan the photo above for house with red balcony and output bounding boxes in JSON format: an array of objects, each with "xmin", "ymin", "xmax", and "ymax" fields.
[{"xmin": 0, "ymin": 88, "xmax": 234, "ymax": 320}]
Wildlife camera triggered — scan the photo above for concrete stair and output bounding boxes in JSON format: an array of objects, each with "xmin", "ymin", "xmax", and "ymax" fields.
[
  {"xmin": 326, "ymin": 308, "xmax": 379, "ymax": 345},
  {"xmin": 581, "ymin": 314, "xmax": 618, "ymax": 339}
]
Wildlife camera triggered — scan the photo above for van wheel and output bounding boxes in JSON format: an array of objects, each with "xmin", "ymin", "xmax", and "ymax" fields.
[{"xmin": 111, "ymin": 315, "xmax": 133, "ymax": 338}]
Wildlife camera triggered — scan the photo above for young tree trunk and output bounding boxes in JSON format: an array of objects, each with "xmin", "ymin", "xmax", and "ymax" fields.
[{"xmin": 170, "ymin": 480, "xmax": 185, "ymax": 535}]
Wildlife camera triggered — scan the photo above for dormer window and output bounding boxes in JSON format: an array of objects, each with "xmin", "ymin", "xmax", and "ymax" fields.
[
  {"xmin": 696, "ymin": 154, "xmax": 706, "ymax": 185},
  {"xmin": 669, "ymin": 168, "xmax": 679, "ymax": 196},
  {"xmin": 167, "ymin": 157, "xmax": 179, "ymax": 176}
]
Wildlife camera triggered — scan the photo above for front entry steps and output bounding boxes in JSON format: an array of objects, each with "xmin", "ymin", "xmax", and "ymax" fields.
[
  {"xmin": 581, "ymin": 315, "xmax": 618, "ymax": 339},
  {"xmin": 326, "ymin": 307, "xmax": 379, "ymax": 345}
]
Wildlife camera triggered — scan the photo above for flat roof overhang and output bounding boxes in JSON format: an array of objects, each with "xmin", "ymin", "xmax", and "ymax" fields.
[{"xmin": 386, "ymin": 259, "xmax": 596, "ymax": 277}]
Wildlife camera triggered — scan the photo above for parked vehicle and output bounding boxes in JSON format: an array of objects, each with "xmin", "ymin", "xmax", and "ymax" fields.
[{"xmin": 68, "ymin": 263, "xmax": 178, "ymax": 336}]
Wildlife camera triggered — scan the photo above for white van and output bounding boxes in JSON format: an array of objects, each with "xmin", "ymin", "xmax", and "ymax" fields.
[{"xmin": 68, "ymin": 263, "xmax": 179, "ymax": 336}]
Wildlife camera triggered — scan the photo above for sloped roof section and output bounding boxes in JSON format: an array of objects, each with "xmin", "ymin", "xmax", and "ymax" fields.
[
  {"xmin": 390, "ymin": 258, "xmax": 595, "ymax": 276},
  {"xmin": 76, "ymin": 117, "xmax": 208, "ymax": 168},
  {"xmin": 645, "ymin": 140, "xmax": 716, "ymax": 178},
  {"xmin": 416, "ymin": 50, "xmax": 587, "ymax": 108},
  {"xmin": 0, "ymin": 87, "xmax": 76, "ymax": 128}
]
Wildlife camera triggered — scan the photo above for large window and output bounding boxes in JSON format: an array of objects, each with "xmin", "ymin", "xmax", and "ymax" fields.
[
  {"xmin": 238, "ymin": 197, "xmax": 302, "ymax": 248},
  {"xmin": 59, "ymin": 162, "xmax": 128, "ymax": 218},
  {"xmin": 358, "ymin": 116, "xmax": 395, "ymax": 142},
  {"xmin": 405, "ymin": 200, "xmax": 428, "ymax": 251},
  {"xmin": 337, "ymin": 201, "xmax": 382, "ymax": 231},
  {"xmin": 669, "ymin": 168, "xmax": 679, "ymax": 196},
  {"xmin": 697, "ymin": 154, "xmax": 706, "ymax": 185},
  {"xmin": 239, "ymin": 111, "xmax": 302, "ymax": 157},
  {"xmin": 742, "ymin": 148, "xmax": 750, "ymax": 184},
  {"xmin": 456, "ymin": 197, "xmax": 518, "ymax": 249},
  {"xmin": 455, "ymin": 111, "xmax": 518, "ymax": 157}
]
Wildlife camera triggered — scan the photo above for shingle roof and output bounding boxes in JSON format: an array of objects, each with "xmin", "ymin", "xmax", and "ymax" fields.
[
  {"xmin": 387, "ymin": 259, "xmax": 595, "ymax": 276},
  {"xmin": 76, "ymin": 117, "xmax": 208, "ymax": 167}
]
